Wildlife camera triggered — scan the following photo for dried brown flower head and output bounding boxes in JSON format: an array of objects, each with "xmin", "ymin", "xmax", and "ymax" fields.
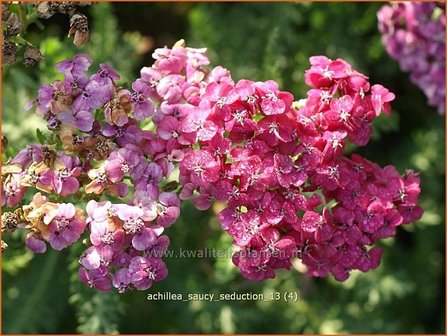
[
  {"xmin": 1, "ymin": 212, "xmax": 19, "ymax": 233},
  {"xmin": 2, "ymin": 38, "xmax": 17, "ymax": 65},
  {"xmin": 2, "ymin": 4, "xmax": 10, "ymax": 21},
  {"xmin": 23, "ymin": 45, "xmax": 45, "ymax": 67},
  {"xmin": 68, "ymin": 12, "xmax": 89, "ymax": 47},
  {"xmin": 5, "ymin": 12, "xmax": 23, "ymax": 36}
]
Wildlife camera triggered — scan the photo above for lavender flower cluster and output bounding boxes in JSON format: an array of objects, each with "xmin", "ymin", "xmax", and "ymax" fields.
[
  {"xmin": 1, "ymin": 40, "xmax": 423, "ymax": 293},
  {"xmin": 378, "ymin": 2, "xmax": 445, "ymax": 114}
]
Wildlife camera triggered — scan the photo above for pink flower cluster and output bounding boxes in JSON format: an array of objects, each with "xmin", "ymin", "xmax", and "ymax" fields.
[
  {"xmin": 176, "ymin": 54, "xmax": 422, "ymax": 281},
  {"xmin": 80, "ymin": 200, "xmax": 170, "ymax": 292},
  {"xmin": 2, "ymin": 40, "xmax": 423, "ymax": 292},
  {"xmin": 378, "ymin": 2, "xmax": 445, "ymax": 114}
]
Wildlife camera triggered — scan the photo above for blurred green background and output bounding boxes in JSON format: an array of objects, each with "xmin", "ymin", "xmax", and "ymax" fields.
[{"xmin": 2, "ymin": 2, "xmax": 445, "ymax": 334}]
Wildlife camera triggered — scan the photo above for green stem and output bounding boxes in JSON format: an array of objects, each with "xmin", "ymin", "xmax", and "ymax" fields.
[
  {"xmin": 18, "ymin": 3, "xmax": 27, "ymax": 27},
  {"xmin": 24, "ymin": 12, "xmax": 39, "ymax": 30}
]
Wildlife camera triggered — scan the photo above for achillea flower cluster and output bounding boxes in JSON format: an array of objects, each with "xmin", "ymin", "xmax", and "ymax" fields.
[
  {"xmin": 2, "ymin": 40, "xmax": 423, "ymax": 292},
  {"xmin": 178, "ymin": 55, "xmax": 421, "ymax": 281},
  {"xmin": 378, "ymin": 2, "xmax": 445, "ymax": 114}
]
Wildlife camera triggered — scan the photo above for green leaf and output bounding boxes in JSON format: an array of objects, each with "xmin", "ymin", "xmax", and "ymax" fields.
[{"xmin": 36, "ymin": 128, "xmax": 47, "ymax": 144}]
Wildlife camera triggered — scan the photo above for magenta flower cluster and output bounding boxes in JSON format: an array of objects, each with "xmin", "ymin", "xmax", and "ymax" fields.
[
  {"xmin": 2, "ymin": 40, "xmax": 423, "ymax": 293},
  {"xmin": 177, "ymin": 55, "xmax": 422, "ymax": 281},
  {"xmin": 378, "ymin": 2, "xmax": 445, "ymax": 114}
]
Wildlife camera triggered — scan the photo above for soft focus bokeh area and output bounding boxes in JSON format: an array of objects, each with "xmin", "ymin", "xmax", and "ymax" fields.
[{"xmin": 2, "ymin": 2, "xmax": 445, "ymax": 334}]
